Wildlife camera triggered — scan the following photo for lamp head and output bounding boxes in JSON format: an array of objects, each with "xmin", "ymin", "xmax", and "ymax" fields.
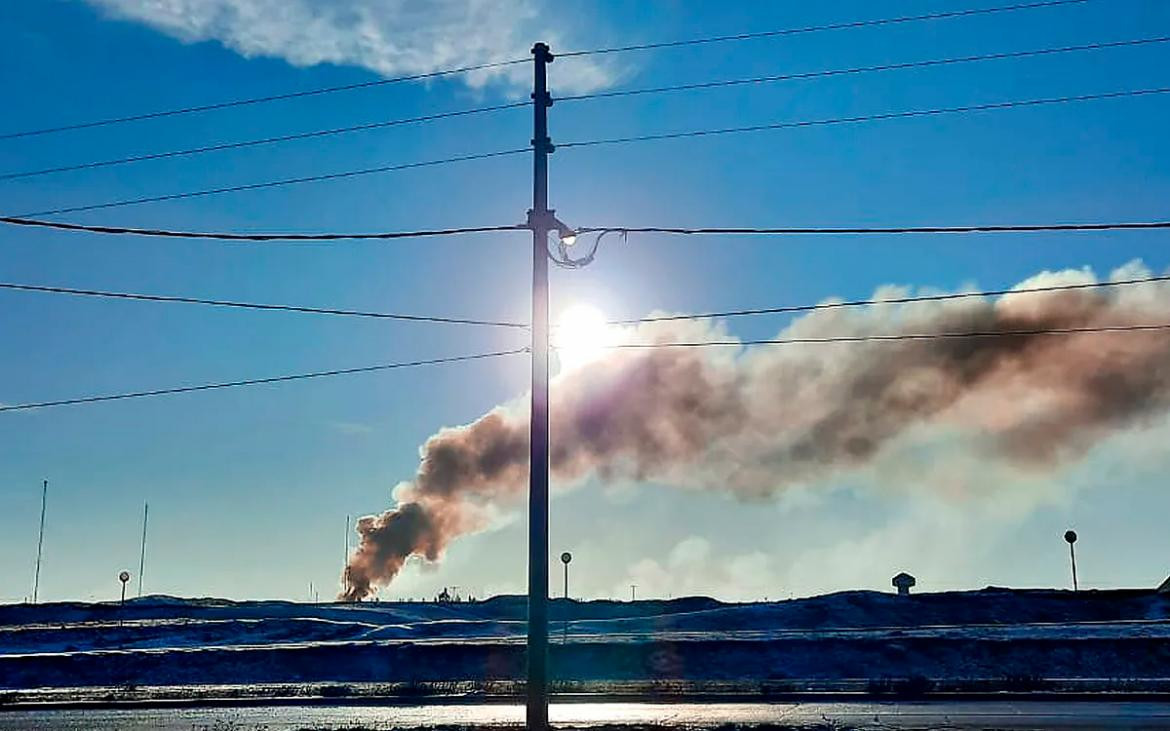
[{"xmin": 556, "ymin": 221, "xmax": 577, "ymax": 247}]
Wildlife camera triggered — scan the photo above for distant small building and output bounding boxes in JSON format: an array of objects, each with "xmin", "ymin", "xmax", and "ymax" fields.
[
  {"xmin": 892, "ymin": 572, "xmax": 916, "ymax": 597},
  {"xmin": 1158, "ymin": 576, "xmax": 1170, "ymax": 594}
]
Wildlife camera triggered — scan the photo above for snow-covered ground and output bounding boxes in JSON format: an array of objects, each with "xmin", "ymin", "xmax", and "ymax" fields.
[{"xmin": 1, "ymin": 588, "xmax": 1168, "ymax": 692}]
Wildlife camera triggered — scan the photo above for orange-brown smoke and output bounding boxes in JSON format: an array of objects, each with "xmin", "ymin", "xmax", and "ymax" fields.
[{"xmin": 342, "ymin": 264, "xmax": 1170, "ymax": 600}]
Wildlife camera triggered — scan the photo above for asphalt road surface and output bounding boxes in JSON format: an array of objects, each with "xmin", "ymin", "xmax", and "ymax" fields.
[{"xmin": 3, "ymin": 701, "xmax": 1170, "ymax": 729}]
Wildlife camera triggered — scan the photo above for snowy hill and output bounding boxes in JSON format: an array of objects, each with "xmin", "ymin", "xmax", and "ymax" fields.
[{"xmin": 2, "ymin": 588, "xmax": 1169, "ymax": 692}]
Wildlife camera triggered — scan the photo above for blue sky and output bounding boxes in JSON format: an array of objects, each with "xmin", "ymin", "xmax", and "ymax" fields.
[{"xmin": 2, "ymin": 0, "xmax": 1170, "ymax": 603}]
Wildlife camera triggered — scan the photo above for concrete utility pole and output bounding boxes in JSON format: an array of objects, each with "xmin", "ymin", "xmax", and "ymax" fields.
[
  {"xmin": 33, "ymin": 479, "xmax": 47, "ymax": 604},
  {"xmin": 526, "ymin": 40, "xmax": 554, "ymax": 731}
]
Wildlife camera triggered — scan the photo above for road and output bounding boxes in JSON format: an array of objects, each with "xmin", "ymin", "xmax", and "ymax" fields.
[{"xmin": 3, "ymin": 701, "xmax": 1170, "ymax": 729}]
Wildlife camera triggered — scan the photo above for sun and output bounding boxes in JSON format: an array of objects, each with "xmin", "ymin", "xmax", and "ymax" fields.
[{"xmin": 554, "ymin": 304, "xmax": 612, "ymax": 370}]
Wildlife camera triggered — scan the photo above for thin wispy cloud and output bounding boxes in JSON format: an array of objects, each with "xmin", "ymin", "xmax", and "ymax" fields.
[
  {"xmin": 328, "ymin": 420, "xmax": 376, "ymax": 436},
  {"xmin": 86, "ymin": 0, "xmax": 616, "ymax": 93}
]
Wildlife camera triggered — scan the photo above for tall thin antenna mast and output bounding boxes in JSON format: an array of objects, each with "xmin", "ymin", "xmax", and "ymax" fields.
[
  {"xmin": 137, "ymin": 502, "xmax": 149, "ymax": 598},
  {"xmin": 32, "ymin": 479, "xmax": 48, "ymax": 604}
]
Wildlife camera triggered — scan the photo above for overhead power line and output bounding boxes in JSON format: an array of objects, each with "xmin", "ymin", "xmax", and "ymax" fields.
[
  {"xmin": 610, "ymin": 274, "xmax": 1170, "ymax": 326},
  {"xmin": 23, "ymin": 87, "xmax": 1166, "ymax": 218},
  {"xmin": 579, "ymin": 220, "xmax": 1170, "ymax": 237},
  {"xmin": 0, "ymin": 2, "xmax": 1091, "ymax": 143},
  {"xmin": 17, "ymin": 147, "xmax": 529, "ymax": 218},
  {"xmin": 0, "ymin": 59, "xmax": 529, "ymax": 141},
  {"xmin": 7, "ymin": 37, "xmax": 1155, "ymax": 183},
  {"xmin": 0, "ymin": 282, "xmax": 529, "ymax": 329},
  {"xmin": 560, "ymin": 87, "xmax": 1170, "ymax": 151},
  {"xmin": 0, "ymin": 102, "xmax": 529, "ymax": 181},
  {"xmin": 5, "ymin": 37, "xmax": 1160, "ymax": 183},
  {"xmin": 605, "ymin": 322, "xmax": 1170, "ymax": 350},
  {"xmin": 4, "ymin": 214, "xmax": 1165, "ymax": 245},
  {"xmin": 558, "ymin": 0, "xmax": 1092, "ymax": 57},
  {"xmin": 0, "ymin": 215, "xmax": 526, "ymax": 241},
  {"xmin": 0, "ymin": 2, "xmax": 1088, "ymax": 142},
  {"xmin": 0, "ymin": 348, "xmax": 528, "ymax": 414},
  {"xmin": 558, "ymin": 36, "xmax": 1170, "ymax": 104}
]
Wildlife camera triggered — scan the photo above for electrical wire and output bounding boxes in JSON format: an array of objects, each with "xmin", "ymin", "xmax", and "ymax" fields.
[
  {"xmin": 558, "ymin": 0, "xmax": 1092, "ymax": 57},
  {"xmin": 0, "ymin": 282, "xmax": 529, "ymax": 329},
  {"xmin": 608, "ymin": 274, "xmax": 1170, "ymax": 326},
  {"xmin": 603, "ymin": 323, "xmax": 1170, "ymax": 350},
  {"xmin": 8, "ymin": 270, "xmax": 1165, "ymax": 334},
  {"xmin": 0, "ymin": 59, "xmax": 529, "ymax": 141},
  {"xmin": 0, "ymin": 2, "xmax": 1092, "ymax": 142},
  {"xmin": 557, "ymin": 36, "xmax": 1170, "ymax": 104},
  {"xmin": 0, "ymin": 2, "xmax": 1091, "ymax": 142},
  {"xmin": 0, "ymin": 1, "xmax": 1093, "ymax": 144},
  {"xmin": 0, "ymin": 215, "xmax": 527, "ymax": 241},
  {"xmin": 577, "ymin": 220, "xmax": 1170, "ymax": 237},
  {"xmin": 0, "ymin": 102, "xmax": 530, "ymax": 182},
  {"xmin": 7, "ymin": 214, "xmax": 1165, "ymax": 248},
  {"xmin": 6, "ymin": 215, "xmax": 1166, "ymax": 245},
  {"xmin": 25, "ymin": 86, "xmax": 1165, "ymax": 218},
  {"xmin": 559, "ymin": 87, "xmax": 1170, "ymax": 151},
  {"xmin": 0, "ymin": 348, "xmax": 529, "ymax": 413},
  {"xmin": 17, "ymin": 147, "xmax": 529, "ymax": 218},
  {"xmin": 10, "ymin": 29, "xmax": 1147, "ymax": 184}
]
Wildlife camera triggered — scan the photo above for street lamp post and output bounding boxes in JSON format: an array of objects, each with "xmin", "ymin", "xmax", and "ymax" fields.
[
  {"xmin": 1064, "ymin": 530, "xmax": 1079, "ymax": 591},
  {"xmin": 561, "ymin": 552, "xmax": 573, "ymax": 645},
  {"xmin": 561, "ymin": 551, "xmax": 572, "ymax": 599}
]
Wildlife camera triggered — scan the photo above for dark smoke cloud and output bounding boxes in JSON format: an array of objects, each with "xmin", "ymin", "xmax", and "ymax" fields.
[{"xmin": 342, "ymin": 263, "xmax": 1170, "ymax": 599}]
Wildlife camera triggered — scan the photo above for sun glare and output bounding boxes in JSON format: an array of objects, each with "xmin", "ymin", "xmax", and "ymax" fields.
[{"xmin": 554, "ymin": 304, "xmax": 612, "ymax": 370}]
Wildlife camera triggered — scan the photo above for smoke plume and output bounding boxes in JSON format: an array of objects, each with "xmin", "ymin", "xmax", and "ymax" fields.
[{"xmin": 342, "ymin": 263, "xmax": 1170, "ymax": 600}]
